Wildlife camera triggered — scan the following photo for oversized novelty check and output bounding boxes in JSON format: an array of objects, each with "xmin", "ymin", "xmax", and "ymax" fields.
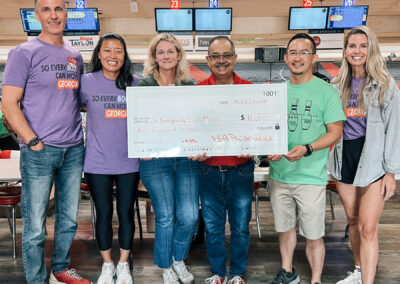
[{"xmin": 127, "ymin": 84, "xmax": 287, "ymax": 158}]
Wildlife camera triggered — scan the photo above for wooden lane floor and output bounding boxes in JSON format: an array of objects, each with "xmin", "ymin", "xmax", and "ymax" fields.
[{"xmin": 1, "ymin": 190, "xmax": 399, "ymax": 283}]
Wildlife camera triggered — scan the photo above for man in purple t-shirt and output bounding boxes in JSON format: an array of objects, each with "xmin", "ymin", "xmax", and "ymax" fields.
[{"xmin": 1, "ymin": 1, "xmax": 91, "ymax": 284}]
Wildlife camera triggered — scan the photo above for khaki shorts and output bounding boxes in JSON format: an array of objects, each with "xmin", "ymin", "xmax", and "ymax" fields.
[{"xmin": 269, "ymin": 179, "xmax": 326, "ymax": 240}]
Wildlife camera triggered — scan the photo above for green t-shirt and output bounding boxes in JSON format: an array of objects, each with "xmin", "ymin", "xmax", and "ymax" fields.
[
  {"xmin": 269, "ymin": 77, "xmax": 345, "ymax": 185},
  {"xmin": 0, "ymin": 110, "xmax": 11, "ymax": 139}
]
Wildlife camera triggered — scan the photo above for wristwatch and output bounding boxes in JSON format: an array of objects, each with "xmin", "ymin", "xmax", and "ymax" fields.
[
  {"xmin": 28, "ymin": 137, "xmax": 40, "ymax": 147},
  {"xmin": 303, "ymin": 144, "xmax": 313, "ymax": 157}
]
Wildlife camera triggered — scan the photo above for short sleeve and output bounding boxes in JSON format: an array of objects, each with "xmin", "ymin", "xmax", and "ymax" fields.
[
  {"xmin": 2, "ymin": 48, "xmax": 30, "ymax": 89},
  {"xmin": 138, "ymin": 78, "xmax": 150, "ymax": 86},
  {"xmin": 79, "ymin": 57, "xmax": 84, "ymax": 75},
  {"xmin": 79, "ymin": 75, "xmax": 88, "ymax": 105},
  {"xmin": 323, "ymin": 85, "xmax": 346, "ymax": 124},
  {"xmin": 132, "ymin": 75, "xmax": 140, "ymax": 86}
]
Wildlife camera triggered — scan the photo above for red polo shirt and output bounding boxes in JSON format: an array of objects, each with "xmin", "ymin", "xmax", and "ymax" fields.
[{"xmin": 197, "ymin": 73, "xmax": 253, "ymax": 166}]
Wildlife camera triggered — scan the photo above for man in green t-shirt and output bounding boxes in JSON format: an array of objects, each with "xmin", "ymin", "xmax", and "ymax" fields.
[{"xmin": 268, "ymin": 33, "xmax": 346, "ymax": 284}]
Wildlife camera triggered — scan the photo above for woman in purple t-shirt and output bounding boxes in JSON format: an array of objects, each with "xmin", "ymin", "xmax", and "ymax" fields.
[
  {"xmin": 80, "ymin": 33, "xmax": 140, "ymax": 284},
  {"xmin": 330, "ymin": 26, "xmax": 400, "ymax": 284}
]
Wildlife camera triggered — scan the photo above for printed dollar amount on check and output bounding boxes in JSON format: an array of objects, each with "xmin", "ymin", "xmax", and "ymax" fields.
[{"xmin": 127, "ymin": 84, "xmax": 288, "ymax": 158}]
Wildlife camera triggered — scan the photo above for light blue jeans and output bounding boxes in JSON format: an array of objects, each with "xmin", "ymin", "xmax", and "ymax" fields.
[
  {"xmin": 20, "ymin": 143, "xmax": 84, "ymax": 284},
  {"xmin": 140, "ymin": 158, "xmax": 199, "ymax": 269}
]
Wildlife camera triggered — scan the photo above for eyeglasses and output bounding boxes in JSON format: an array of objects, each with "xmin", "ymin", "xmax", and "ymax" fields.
[
  {"xmin": 287, "ymin": 50, "xmax": 315, "ymax": 58},
  {"xmin": 208, "ymin": 53, "xmax": 235, "ymax": 61}
]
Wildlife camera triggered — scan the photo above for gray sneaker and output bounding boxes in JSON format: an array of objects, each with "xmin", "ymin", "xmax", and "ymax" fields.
[
  {"xmin": 172, "ymin": 260, "xmax": 194, "ymax": 284},
  {"xmin": 271, "ymin": 267, "xmax": 300, "ymax": 284},
  {"xmin": 336, "ymin": 269, "xmax": 362, "ymax": 284},
  {"xmin": 163, "ymin": 268, "xmax": 180, "ymax": 284}
]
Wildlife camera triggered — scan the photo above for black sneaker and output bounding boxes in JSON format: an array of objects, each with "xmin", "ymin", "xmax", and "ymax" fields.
[{"xmin": 271, "ymin": 267, "xmax": 300, "ymax": 284}]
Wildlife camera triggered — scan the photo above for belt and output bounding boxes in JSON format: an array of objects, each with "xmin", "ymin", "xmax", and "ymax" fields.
[{"xmin": 210, "ymin": 162, "xmax": 248, "ymax": 172}]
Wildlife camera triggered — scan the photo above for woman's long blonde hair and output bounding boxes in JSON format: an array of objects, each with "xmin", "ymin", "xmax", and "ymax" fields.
[
  {"xmin": 332, "ymin": 26, "xmax": 391, "ymax": 110},
  {"xmin": 143, "ymin": 33, "xmax": 191, "ymax": 85}
]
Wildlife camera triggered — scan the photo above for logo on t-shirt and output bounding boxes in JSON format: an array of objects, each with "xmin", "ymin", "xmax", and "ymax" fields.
[
  {"xmin": 288, "ymin": 97, "xmax": 316, "ymax": 132},
  {"xmin": 90, "ymin": 94, "xmax": 127, "ymax": 118},
  {"xmin": 105, "ymin": 109, "xmax": 127, "ymax": 118},
  {"xmin": 56, "ymin": 56, "xmax": 79, "ymax": 89},
  {"xmin": 57, "ymin": 79, "xmax": 79, "ymax": 89},
  {"xmin": 346, "ymin": 93, "xmax": 366, "ymax": 118},
  {"xmin": 345, "ymin": 107, "xmax": 366, "ymax": 118},
  {"xmin": 67, "ymin": 56, "xmax": 77, "ymax": 72}
]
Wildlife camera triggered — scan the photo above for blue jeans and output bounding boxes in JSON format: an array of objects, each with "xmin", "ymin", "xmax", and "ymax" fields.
[
  {"xmin": 20, "ymin": 143, "xmax": 84, "ymax": 284},
  {"xmin": 140, "ymin": 158, "xmax": 199, "ymax": 269},
  {"xmin": 199, "ymin": 160, "xmax": 254, "ymax": 278}
]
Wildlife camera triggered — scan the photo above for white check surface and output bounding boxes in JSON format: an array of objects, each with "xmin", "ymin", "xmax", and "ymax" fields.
[{"xmin": 127, "ymin": 84, "xmax": 287, "ymax": 158}]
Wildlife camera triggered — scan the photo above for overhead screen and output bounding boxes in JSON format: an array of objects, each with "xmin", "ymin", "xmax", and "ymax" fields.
[
  {"xmin": 327, "ymin": 5, "xmax": 369, "ymax": 29},
  {"xmin": 20, "ymin": 8, "xmax": 100, "ymax": 32},
  {"xmin": 20, "ymin": 9, "xmax": 41, "ymax": 32},
  {"xmin": 194, "ymin": 8, "xmax": 232, "ymax": 32},
  {"xmin": 66, "ymin": 8, "xmax": 100, "ymax": 31},
  {"xmin": 155, "ymin": 8, "xmax": 193, "ymax": 32},
  {"xmin": 289, "ymin": 7, "xmax": 328, "ymax": 30}
]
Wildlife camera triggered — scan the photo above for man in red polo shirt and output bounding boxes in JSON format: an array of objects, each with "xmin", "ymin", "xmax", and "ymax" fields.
[{"xmin": 197, "ymin": 36, "xmax": 254, "ymax": 284}]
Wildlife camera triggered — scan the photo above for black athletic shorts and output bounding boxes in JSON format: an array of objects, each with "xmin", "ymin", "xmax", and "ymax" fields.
[
  {"xmin": 340, "ymin": 136, "xmax": 365, "ymax": 184},
  {"xmin": 340, "ymin": 136, "xmax": 384, "ymax": 185}
]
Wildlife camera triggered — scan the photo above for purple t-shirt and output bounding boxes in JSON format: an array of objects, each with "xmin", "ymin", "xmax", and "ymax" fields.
[
  {"xmin": 80, "ymin": 71, "xmax": 140, "ymax": 174},
  {"xmin": 2, "ymin": 37, "xmax": 84, "ymax": 147},
  {"xmin": 343, "ymin": 77, "xmax": 367, "ymax": 140}
]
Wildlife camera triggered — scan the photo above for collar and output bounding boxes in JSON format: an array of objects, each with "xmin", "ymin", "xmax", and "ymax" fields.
[
  {"xmin": 366, "ymin": 79, "xmax": 379, "ymax": 87},
  {"xmin": 206, "ymin": 72, "xmax": 243, "ymax": 85}
]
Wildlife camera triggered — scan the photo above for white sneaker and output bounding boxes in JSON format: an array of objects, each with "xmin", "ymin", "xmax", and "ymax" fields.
[
  {"xmin": 172, "ymin": 260, "xmax": 194, "ymax": 284},
  {"xmin": 227, "ymin": 276, "xmax": 245, "ymax": 284},
  {"xmin": 163, "ymin": 267, "xmax": 180, "ymax": 284},
  {"xmin": 116, "ymin": 262, "xmax": 133, "ymax": 284},
  {"xmin": 336, "ymin": 269, "xmax": 362, "ymax": 284},
  {"xmin": 205, "ymin": 275, "xmax": 227, "ymax": 284},
  {"xmin": 97, "ymin": 262, "xmax": 115, "ymax": 284}
]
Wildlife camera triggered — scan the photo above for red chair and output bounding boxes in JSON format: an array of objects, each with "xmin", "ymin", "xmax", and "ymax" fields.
[
  {"xmin": 0, "ymin": 150, "xmax": 20, "ymax": 159},
  {"xmin": 0, "ymin": 185, "xmax": 21, "ymax": 258}
]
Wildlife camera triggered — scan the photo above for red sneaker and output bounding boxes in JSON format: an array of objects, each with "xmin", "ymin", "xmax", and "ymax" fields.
[
  {"xmin": 205, "ymin": 275, "xmax": 227, "ymax": 284},
  {"xmin": 228, "ymin": 276, "xmax": 245, "ymax": 284},
  {"xmin": 49, "ymin": 269, "xmax": 92, "ymax": 284}
]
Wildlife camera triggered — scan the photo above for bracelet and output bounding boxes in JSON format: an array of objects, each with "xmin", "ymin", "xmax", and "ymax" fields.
[
  {"xmin": 28, "ymin": 137, "xmax": 40, "ymax": 147},
  {"xmin": 303, "ymin": 144, "xmax": 313, "ymax": 157}
]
